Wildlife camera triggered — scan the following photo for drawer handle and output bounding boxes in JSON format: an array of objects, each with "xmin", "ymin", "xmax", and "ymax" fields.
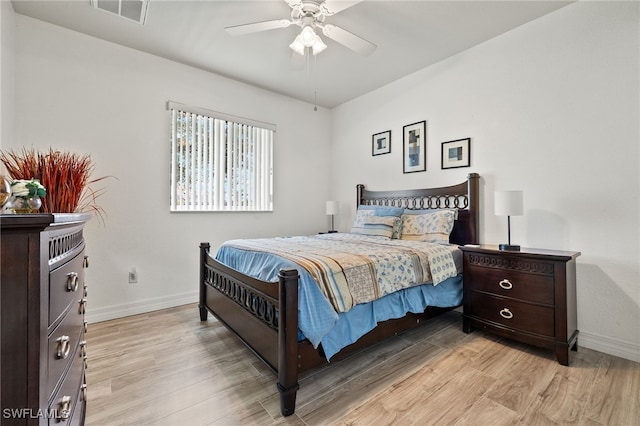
[
  {"xmin": 56, "ymin": 335, "xmax": 71, "ymax": 359},
  {"xmin": 59, "ymin": 395, "xmax": 72, "ymax": 420},
  {"xmin": 81, "ymin": 383, "xmax": 88, "ymax": 401},
  {"xmin": 84, "ymin": 321, "xmax": 88, "ymax": 333},
  {"xmin": 499, "ymin": 279, "xmax": 513, "ymax": 290},
  {"xmin": 83, "ymin": 255, "xmax": 89, "ymax": 268},
  {"xmin": 80, "ymin": 339, "xmax": 88, "ymax": 368},
  {"xmin": 79, "ymin": 298, "xmax": 87, "ymax": 314},
  {"xmin": 67, "ymin": 272, "xmax": 79, "ymax": 292},
  {"xmin": 499, "ymin": 308, "xmax": 514, "ymax": 320}
]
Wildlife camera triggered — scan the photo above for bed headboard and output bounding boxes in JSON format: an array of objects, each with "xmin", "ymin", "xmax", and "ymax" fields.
[{"xmin": 356, "ymin": 173, "xmax": 480, "ymax": 246}]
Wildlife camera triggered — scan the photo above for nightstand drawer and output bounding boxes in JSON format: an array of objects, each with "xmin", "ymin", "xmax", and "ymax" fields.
[
  {"xmin": 467, "ymin": 292, "xmax": 554, "ymax": 337},
  {"xmin": 465, "ymin": 266, "xmax": 554, "ymax": 305}
]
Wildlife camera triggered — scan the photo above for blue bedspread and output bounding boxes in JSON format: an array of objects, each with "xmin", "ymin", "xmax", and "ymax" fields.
[{"xmin": 215, "ymin": 235, "xmax": 463, "ymax": 360}]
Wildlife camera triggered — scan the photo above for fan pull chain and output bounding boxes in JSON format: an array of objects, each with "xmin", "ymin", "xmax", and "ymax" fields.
[{"xmin": 313, "ymin": 53, "xmax": 318, "ymax": 111}]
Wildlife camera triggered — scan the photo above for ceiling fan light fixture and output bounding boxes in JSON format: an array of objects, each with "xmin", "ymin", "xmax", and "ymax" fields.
[
  {"xmin": 289, "ymin": 35, "xmax": 306, "ymax": 55},
  {"xmin": 311, "ymin": 35, "xmax": 327, "ymax": 55},
  {"xmin": 300, "ymin": 25, "xmax": 317, "ymax": 47}
]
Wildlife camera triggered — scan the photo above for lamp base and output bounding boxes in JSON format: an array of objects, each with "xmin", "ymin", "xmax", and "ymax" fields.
[{"xmin": 499, "ymin": 243, "xmax": 521, "ymax": 251}]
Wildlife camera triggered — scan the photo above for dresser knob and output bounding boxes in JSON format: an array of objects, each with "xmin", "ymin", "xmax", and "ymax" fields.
[
  {"xmin": 499, "ymin": 279, "xmax": 513, "ymax": 290},
  {"xmin": 81, "ymin": 383, "xmax": 88, "ymax": 401},
  {"xmin": 83, "ymin": 255, "xmax": 89, "ymax": 268},
  {"xmin": 79, "ymin": 340, "xmax": 87, "ymax": 357},
  {"xmin": 58, "ymin": 395, "xmax": 72, "ymax": 420},
  {"xmin": 79, "ymin": 298, "xmax": 88, "ymax": 314},
  {"xmin": 499, "ymin": 308, "xmax": 514, "ymax": 319},
  {"xmin": 56, "ymin": 335, "xmax": 71, "ymax": 359},
  {"xmin": 67, "ymin": 272, "xmax": 79, "ymax": 292}
]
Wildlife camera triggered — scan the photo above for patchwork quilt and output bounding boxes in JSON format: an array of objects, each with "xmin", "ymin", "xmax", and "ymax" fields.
[{"xmin": 221, "ymin": 233, "xmax": 459, "ymax": 313}]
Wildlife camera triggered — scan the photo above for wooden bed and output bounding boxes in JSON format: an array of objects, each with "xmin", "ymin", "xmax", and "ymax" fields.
[{"xmin": 199, "ymin": 173, "xmax": 479, "ymax": 416}]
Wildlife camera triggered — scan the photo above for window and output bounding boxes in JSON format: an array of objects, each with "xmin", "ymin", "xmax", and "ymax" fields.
[{"xmin": 168, "ymin": 102, "xmax": 274, "ymax": 212}]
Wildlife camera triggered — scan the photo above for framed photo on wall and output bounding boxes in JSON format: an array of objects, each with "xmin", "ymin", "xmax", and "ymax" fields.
[
  {"xmin": 372, "ymin": 130, "xmax": 391, "ymax": 156},
  {"xmin": 441, "ymin": 138, "xmax": 471, "ymax": 169},
  {"xmin": 403, "ymin": 121, "xmax": 426, "ymax": 173}
]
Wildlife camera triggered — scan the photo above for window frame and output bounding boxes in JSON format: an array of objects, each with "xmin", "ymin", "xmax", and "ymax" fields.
[{"xmin": 167, "ymin": 101, "xmax": 275, "ymax": 212}]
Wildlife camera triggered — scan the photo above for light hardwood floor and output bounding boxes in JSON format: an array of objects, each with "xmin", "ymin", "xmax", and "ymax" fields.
[{"xmin": 85, "ymin": 304, "xmax": 639, "ymax": 426}]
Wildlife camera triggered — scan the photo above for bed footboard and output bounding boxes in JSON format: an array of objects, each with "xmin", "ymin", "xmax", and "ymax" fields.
[{"xmin": 199, "ymin": 243, "xmax": 300, "ymax": 416}]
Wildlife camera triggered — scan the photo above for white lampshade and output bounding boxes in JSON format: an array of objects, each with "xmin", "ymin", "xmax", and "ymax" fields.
[
  {"xmin": 311, "ymin": 35, "xmax": 327, "ymax": 55},
  {"xmin": 495, "ymin": 191, "xmax": 523, "ymax": 216},
  {"xmin": 326, "ymin": 200, "xmax": 339, "ymax": 215},
  {"xmin": 289, "ymin": 35, "xmax": 305, "ymax": 56},
  {"xmin": 300, "ymin": 25, "xmax": 317, "ymax": 47}
]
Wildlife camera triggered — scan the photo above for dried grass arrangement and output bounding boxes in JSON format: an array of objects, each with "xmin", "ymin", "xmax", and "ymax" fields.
[{"xmin": 0, "ymin": 147, "xmax": 110, "ymax": 222}]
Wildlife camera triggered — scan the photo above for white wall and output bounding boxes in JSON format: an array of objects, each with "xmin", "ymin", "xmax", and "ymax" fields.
[
  {"xmin": 0, "ymin": 0, "xmax": 15, "ymax": 149},
  {"xmin": 7, "ymin": 14, "xmax": 332, "ymax": 322},
  {"xmin": 330, "ymin": 1, "xmax": 639, "ymax": 362}
]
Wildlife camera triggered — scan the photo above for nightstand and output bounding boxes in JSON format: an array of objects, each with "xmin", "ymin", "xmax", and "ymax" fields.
[{"xmin": 460, "ymin": 244, "xmax": 580, "ymax": 366}]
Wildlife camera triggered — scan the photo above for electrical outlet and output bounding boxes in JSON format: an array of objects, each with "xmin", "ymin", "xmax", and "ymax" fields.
[{"xmin": 128, "ymin": 268, "xmax": 138, "ymax": 284}]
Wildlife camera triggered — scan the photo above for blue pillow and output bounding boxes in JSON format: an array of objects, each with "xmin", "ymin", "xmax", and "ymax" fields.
[{"xmin": 358, "ymin": 205, "xmax": 404, "ymax": 217}]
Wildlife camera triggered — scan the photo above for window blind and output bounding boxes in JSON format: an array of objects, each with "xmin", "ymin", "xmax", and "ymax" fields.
[{"xmin": 169, "ymin": 102, "xmax": 274, "ymax": 212}]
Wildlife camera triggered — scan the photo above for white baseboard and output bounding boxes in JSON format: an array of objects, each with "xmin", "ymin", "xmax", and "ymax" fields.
[
  {"xmin": 579, "ymin": 330, "xmax": 640, "ymax": 363},
  {"xmin": 85, "ymin": 291, "xmax": 198, "ymax": 324}
]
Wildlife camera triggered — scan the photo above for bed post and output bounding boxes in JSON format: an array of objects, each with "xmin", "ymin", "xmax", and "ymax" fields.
[
  {"xmin": 356, "ymin": 183, "xmax": 364, "ymax": 207},
  {"xmin": 277, "ymin": 268, "xmax": 300, "ymax": 417},
  {"xmin": 199, "ymin": 242, "xmax": 210, "ymax": 321},
  {"xmin": 467, "ymin": 173, "xmax": 480, "ymax": 245}
]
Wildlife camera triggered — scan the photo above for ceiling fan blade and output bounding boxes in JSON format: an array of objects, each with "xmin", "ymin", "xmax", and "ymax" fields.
[
  {"xmin": 322, "ymin": 0, "xmax": 363, "ymax": 15},
  {"xmin": 321, "ymin": 24, "xmax": 376, "ymax": 56},
  {"xmin": 225, "ymin": 19, "xmax": 292, "ymax": 36}
]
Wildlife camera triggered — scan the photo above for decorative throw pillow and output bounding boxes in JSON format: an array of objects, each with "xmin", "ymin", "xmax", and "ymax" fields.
[
  {"xmin": 351, "ymin": 208, "xmax": 375, "ymax": 232},
  {"xmin": 352, "ymin": 205, "xmax": 404, "ymax": 238},
  {"xmin": 350, "ymin": 215, "xmax": 400, "ymax": 239},
  {"xmin": 400, "ymin": 210, "xmax": 457, "ymax": 243}
]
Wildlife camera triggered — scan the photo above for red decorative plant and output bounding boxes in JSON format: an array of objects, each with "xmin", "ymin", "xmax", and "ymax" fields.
[{"xmin": 0, "ymin": 147, "xmax": 110, "ymax": 222}]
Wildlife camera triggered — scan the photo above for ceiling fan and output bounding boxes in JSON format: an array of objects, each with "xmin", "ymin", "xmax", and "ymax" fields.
[{"xmin": 225, "ymin": 0, "xmax": 376, "ymax": 56}]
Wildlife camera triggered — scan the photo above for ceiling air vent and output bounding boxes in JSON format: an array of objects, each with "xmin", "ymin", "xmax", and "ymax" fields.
[{"xmin": 91, "ymin": 0, "xmax": 149, "ymax": 25}]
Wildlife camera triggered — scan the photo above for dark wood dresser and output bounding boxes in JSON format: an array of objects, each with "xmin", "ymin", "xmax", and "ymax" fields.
[
  {"xmin": 1, "ymin": 214, "xmax": 89, "ymax": 425},
  {"xmin": 460, "ymin": 244, "xmax": 580, "ymax": 366}
]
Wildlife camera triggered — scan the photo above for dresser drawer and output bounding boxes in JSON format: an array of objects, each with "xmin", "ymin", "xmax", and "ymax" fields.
[
  {"xmin": 47, "ymin": 309, "xmax": 84, "ymax": 399},
  {"xmin": 466, "ymin": 292, "xmax": 554, "ymax": 337},
  {"xmin": 49, "ymin": 250, "xmax": 85, "ymax": 326},
  {"xmin": 48, "ymin": 343, "xmax": 85, "ymax": 426},
  {"xmin": 465, "ymin": 265, "xmax": 554, "ymax": 305}
]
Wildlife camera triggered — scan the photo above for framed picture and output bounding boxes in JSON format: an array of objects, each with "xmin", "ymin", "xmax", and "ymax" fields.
[
  {"xmin": 441, "ymin": 138, "xmax": 471, "ymax": 169},
  {"xmin": 403, "ymin": 121, "xmax": 426, "ymax": 173},
  {"xmin": 372, "ymin": 130, "xmax": 391, "ymax": 156}
]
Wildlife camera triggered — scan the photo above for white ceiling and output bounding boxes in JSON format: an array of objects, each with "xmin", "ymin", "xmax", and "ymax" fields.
[{"xmin": 11, "ymin": 0, "xmax": 572, "ymax": 108}]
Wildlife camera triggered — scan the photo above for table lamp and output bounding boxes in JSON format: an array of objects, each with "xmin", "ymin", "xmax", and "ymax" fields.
[
  {"xmin": 495, "ymin": 190, "xmax": 523, "ymax": 251},
  {"xmin": 326, "ymin": 201, "xmax": 338, "ymax": 233}
]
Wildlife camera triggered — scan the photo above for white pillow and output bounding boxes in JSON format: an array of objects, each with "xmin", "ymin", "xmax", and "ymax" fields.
[{"xmin": 400, "ymin": 210, "xmax": 456, "ymax": 243}]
